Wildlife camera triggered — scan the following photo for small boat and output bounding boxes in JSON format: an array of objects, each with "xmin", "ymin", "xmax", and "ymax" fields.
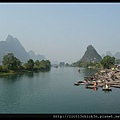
[
  {"xmin": 86, "ymin": 85, "xmax": 98, "ymax": 89},
  {"xmin": 84, "ymin": 76, "xmax": 90, "ymax": 81},
  {"xmin": 85, "ymin": 85, "xmax": 98, "ymax": 91},
  {"xmin": 102, "ymin": 83, "xmax": 112, "ymax": 91},
  {"xmin": 77, "ymin": 80, "xmax": 87, "ymax": 85},
  {"xmin": 74, "ymin": 82, "xmax": 80, "ymax": 86},
  {"xmin": 102, "ymin": 87, "xmax": 112, "ymax": 91},
  {"xmin": 85, "ymin": 81, "xmax": 98, "ymax": 90},
  {"xmin": 110, "ymin": 84, "xmax": 120, "ymax": 88},
  {"xmin": 74, "ymin": 80, "xmax": 86, "ymax": 86}
]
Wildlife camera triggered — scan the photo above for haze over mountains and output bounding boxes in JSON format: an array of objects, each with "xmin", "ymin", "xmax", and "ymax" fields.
[
  {"xmin": 0, "ymin": 35, "xmax": 120, "ymax": 64},
  {"xmin": 101, "ymin": 51, "xmax": 120, "ymax": 59},
  {"xmin": 0, "ymin": 35, "xmax": 46, "ymax": 63},
  {"xmin": 78, "ymin": 45, "xmax": 120, "ymax": 64},
  {"xmin": 28, "ymin": 50, "xmax": 46, "ymax": 61}
]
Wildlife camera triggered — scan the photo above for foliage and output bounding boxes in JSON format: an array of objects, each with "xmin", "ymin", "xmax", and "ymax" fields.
[
  {"xmin": 115, "ymin": 59, "xmax": 120, "ymax": 64},
  {"xmin": 95, "ymin": 63, "xmax": 103, "ymax": 68},
  {"xmin": 0, "ymin": 53, "xmax": 51, "ymax": 74},
  {"xmin": 77, "ymin": 61, "xmax": 97, "ymax": 68},
  {"xmin": 25, "ymin": 59, "xmax": 34, "ymax": 70},
  {"xmin": 100, "ymin": 55, "xmax": 115, "ymax": 69},
  {"xmin": 39, "ymin": 60, "xmax": 51, "ymax": 70},
  {"xmin": 2, "ymin": 53, "xmax": 22, "ymax": 70},
  {"xmin": 24, "ymin": 59, "xmax": 51, "ymax": 71},
  {"xmin": 34, "ymin": 60, "xmax": 40, "ymax": 70}
]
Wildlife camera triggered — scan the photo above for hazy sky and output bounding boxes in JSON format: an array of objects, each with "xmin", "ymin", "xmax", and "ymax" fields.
[{"xmin": 0, "ymin": 3, "xmax": 120, "ymax": 64}]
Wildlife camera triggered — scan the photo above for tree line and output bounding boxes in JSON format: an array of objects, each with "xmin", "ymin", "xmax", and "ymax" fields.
[
  {"xmin": 0, "ymin": 53, "xmax": 51, "ymax": 73},
  {"xmin": 73, "ymin": 55, "xmax": 117, "ymax": 69}
]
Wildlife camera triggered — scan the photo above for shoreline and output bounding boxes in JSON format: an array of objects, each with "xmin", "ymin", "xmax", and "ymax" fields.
[
  {"xmin": 75, "ymin": 67, "xmax": 120, "ymax": 89},
  {"xmin": 86, "ymin": 68, "xmax": 120, "ymax": 88},
  {"xmin": 0, "ymin": 70, "xmax": 32, "ymax": 76},
  {"xmin": 0, "ymin": 69, "xmax": 50, "ymax": 76}
]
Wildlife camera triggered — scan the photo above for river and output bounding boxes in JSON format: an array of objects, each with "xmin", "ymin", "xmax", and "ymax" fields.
[{"xmin": 0, "ymin": 67, "xmax": 120, "ymax": 114}]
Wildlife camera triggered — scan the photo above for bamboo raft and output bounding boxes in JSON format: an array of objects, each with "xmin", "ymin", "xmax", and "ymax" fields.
[
  {"xmin": 74, "ymin": 68, "xmax": 120, "ymax": 91},
  {"xmin": 102, "ymin": 87, "xmax": 112, "ymax": 91},
  {"xmin": 85, "ymin": 85, "xmax": 98, "ymax": 89},
  {"xmin": 110, "ymin": 85, "xmax": 120, "ymax": 88}
]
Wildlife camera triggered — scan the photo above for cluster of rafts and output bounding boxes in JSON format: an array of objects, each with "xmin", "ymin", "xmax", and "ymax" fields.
[{"xmin": 74, "ymin": 79, "xmax": 113, "ymax": 92}]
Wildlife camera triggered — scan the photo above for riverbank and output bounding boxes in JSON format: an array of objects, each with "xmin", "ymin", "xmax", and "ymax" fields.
[
  {"xmin": 0, "ymin": 70, "xmax": 33, "ymax": 76},
  {"xmin": 0, "ymin": 69, "xmax": 51, "ymax": 76},
  {"xmin": 74, "ymin": 67, "xmax": 120, "ymax": 90},
  {"xmin": 84, "ymin": 68, "xmax": 120, "ymax": 88}
]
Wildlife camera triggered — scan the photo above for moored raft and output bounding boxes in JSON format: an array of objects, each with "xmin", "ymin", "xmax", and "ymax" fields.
[
  {"xmin": 77, "ymin": 80, "xmax": 87, "ymax": 85},
  {"xmin": 85, "ymin": 81, "xmax": 98, "ymax": 89},
  {"xmin": 74, "ymin": 80, "xmax": 87, "ymax": 86},
  {"xmin": 102, "ymin": 83, "xmax": 112, "ymax": 91},
  {"xmin": 85, "ymin": 85, "xmax": 98, "ymax": 89},
  {"xmin": 74, "ymin": 83, "xmax": 80, "ymax": 86},
  {"xmin": 110, "ymin": 84, "xmax": 120, "ymax": 88},
  {"xmin": 97, "ymin": 83, "xmax": 105, "ymax": 87},
  {"xmin": 102, "ymin": 87, "xmax": 112, "ymax": 91}
]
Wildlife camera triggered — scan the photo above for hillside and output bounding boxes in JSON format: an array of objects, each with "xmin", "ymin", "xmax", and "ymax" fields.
[
  {"xmin": 28, "ymin": 50, "xmax": 46, "ymax": 61},
  {"xmin": 0, "ymin": 35, "xmax": 46, "ymax": 63},
  {"xmin": 80, "ymin": 45, "xmax": 102, "ymax": 62}
]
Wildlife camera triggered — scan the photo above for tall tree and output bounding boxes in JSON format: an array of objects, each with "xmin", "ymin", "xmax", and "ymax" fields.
[
  {"xmin": 27, "ymin": 59, "xmax": 34, "ymax": 70},
  {"xmin": 100, "ymin": 55, "xmax": 115, "ymax": 69},
  {"xmin": 34, "ymin": 60, "xmax": 40, "ymax": 70},
  {"xmin": 2, "ymin": 53, "xmax": 21, "ymax": 70}
]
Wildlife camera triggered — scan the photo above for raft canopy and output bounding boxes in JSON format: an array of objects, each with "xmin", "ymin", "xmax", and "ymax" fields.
[
  {"xmin": 111, "ymin": 68, "xmax": 114, "ymax": 71},
  {"xmin": 100, "ymin": 70, "xmax": 106, "ymax": 73}
]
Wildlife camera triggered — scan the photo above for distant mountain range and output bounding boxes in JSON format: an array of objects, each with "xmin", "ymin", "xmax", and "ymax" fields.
[
  {"xmin": 28, "ymin": 50, "xmax": 46, "ymax": 61},
  {"xmin": 101, "ymin": 51, "xmax": 120, "ymax": 59},
  {"xmin": 114, "ymin": 52, "xmax": 120, "ymax": 59},
  {"xmin": 0, "ymin": 35, "xmax": 46, "ymax": 63},
  {"xmin": 77, "ymin": 45, "xmax": 120, "ymax": 64}
]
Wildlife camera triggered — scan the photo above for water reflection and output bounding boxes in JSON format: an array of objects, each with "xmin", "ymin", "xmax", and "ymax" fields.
[
  {"xmin": 0, "ymin": 72, "xmax": 34, "ymax": 82},
  {"xmin": 85, "ymin": 85, "xmax": 114, "ymax": 93},
  {"xmin": 0, "ymin": 71, "xmax": 51, "ymax": 113},
  {"xmin": 102, "ymin": 90, "xmax": 112, "ymax": 93},
  {"xmin": 0, "ymin": 74, "xmax": 23, "ymax": 84},
  {"xmin": 0, "ymin": 67, "xmax": 119, "ymax": 113},
  {"xmin": 85, "ymin": 86, "xmax": 98, "ymax": 91},
  {"xmin": 23, "ymin": 72, "xmax": 34, "ymax": 78}
]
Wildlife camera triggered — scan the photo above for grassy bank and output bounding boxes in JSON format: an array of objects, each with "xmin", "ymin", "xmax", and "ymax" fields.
[
  {"xmin": 0, "ymin": 69, "xmax": 51, "ymax": 76},
  {"xmin": 0, "ymin": 70, "xmax": 33, "ymax": 76}
]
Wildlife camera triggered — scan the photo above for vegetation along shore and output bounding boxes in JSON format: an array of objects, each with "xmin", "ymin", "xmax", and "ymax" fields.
[
  {"xmin": 0, "ymin": 53, "xmax": 51, "ymax": 76},
  {"xmin": 74, "ymin": 55, "xmax": 120, "ymax": 91}
]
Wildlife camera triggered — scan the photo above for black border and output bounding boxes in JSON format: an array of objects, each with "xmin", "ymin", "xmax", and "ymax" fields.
[
  {"xmin": 0, "ymin": 1, "xmax": 120, "ymax": 119},
  {"xmin": 0, "ymin": 114, "xmax": 120, "ymax": 119}
]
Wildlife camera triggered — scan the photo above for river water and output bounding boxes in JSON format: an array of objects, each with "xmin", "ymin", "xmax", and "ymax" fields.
[{"xmin": 0, "ymin": 67, "xmax": 120, "ymax": 114}]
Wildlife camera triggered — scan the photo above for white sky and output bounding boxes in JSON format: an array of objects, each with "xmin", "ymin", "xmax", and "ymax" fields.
[{"xmin": 0, "ymin": 3, "xmax": 120, "ymax": 64}]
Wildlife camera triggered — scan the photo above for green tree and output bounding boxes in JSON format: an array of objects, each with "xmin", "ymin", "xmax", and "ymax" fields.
[
  {"xmin": 39, "ymin": 60, "xmax": 51, "ymax": 70},
  {"xmin": 23, "ymin": 63, "xmax": 29, "ymax": 70},
  {"xmin": 26, "ymin": 59, "xmax": 34, "ymax": 70},
  {"xmin": 34, "ymin": 60, "xmax": 40, "ymax": 70},
  {"xmin": 0, "ymin": 65, "xmax": 3, "ymax": 72},
  {"xmin": 115, "ymin": 59, "xmax": 120, "ymax": 64},
  {"xmin": 2, "ymin": 53, "xmax": 21, "ymax": 70},
  {"xmin": 100, "ymin": 55, "xmax": 115, "ymax": 69},
  {"xmin": 45, "ymin": 60, "xmax": 51, "ymax": 69},
  {"xmin": 95, "ymin": 63, "xmax": 103, "ymax": 68}
]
